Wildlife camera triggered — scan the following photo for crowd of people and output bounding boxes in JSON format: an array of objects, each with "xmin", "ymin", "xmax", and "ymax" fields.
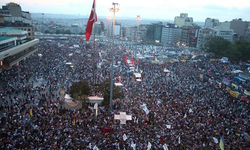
[{"xmin": 0, "ymin": 38, "xmax": 250, "ymax": 149}]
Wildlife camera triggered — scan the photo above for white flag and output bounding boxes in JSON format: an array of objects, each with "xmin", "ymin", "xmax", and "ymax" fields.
[
  {"xmin": 147, "ymin": 141, "xmax": 152, "ymax": 150},
  {"xmin": 93, "ymin": 145, "xmax": 99, "ymax": 150},
  {"xmin": 184, "ymin": 113, "xmax": 187, "ymax": 118},
  {"xmin": 131, "ymin": 141, "xmax": 136, "ymax": 150},
  {"xmin": 213, "ymin": 137, "xmax": 218, "ymax": 143},
  {"xmin": 140, "ymin": 103, "xmax": 149, "ymax": 115},
  {"xmin": 123, "ymin": 134, "xmax": 127, "ymax": 141},
  {"xmin": 163, "ymin": 144, "xmax": 168, "ymax": 150},
  {"xmin": 166, "ymin": 125, "xmax": 171, "ymax": 129}
]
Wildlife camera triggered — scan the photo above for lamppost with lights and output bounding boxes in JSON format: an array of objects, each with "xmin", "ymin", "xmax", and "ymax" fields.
[
  {"xmin": 109, "ymin": 2, "xmax": 119, "ymax": 111},
  {"xmin": 42, "ymin": 13, "xmax": 44, "ymax": 39},
  {"xmin": 136, "ymin": 15, "xmax": 141, "ymax": 44}
]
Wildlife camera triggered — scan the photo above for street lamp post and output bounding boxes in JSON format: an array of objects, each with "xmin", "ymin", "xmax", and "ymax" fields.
[
  {"xmin": 136, "ymin": 15, "xmax": 141, "ymax": 44},
  {"xmin": 42, "ymin": 13, "xmax": 44, "ymax": 39},
  {"xmin": 109, "ymin": 2, "xmax": 119, "ymax": 111}
]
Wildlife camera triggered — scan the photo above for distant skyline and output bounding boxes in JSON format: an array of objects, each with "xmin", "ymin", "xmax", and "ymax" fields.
[{"xmin": 1, "ymin": 0, "xmax": 250, "ymax": 22}]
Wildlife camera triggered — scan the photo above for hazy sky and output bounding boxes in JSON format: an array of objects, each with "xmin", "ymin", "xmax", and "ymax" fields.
[{"xmin": 1, "ymin": 0, "xmax": 250, "ymax": 22}]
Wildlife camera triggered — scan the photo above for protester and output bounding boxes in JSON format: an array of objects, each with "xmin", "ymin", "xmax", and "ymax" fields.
[{"xmin": 0, "ymin": 39, "xmax": 249, "ymax": 149}]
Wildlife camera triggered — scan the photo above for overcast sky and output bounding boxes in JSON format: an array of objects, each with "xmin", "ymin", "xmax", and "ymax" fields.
[{"xmin": 1, "ymin": 0, "xmax": 250, "ymax": 22}]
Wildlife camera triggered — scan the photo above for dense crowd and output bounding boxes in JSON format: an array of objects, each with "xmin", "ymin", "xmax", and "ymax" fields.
[{"xmin": 0, "ymin": 39, "xmax": 250, "ymax": 149}]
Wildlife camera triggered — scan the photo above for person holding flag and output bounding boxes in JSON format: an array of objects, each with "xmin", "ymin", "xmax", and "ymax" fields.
[
  {"xmin": 85, "ymin": 0, "xmax": 97, "ymax": 41},
  {"xmin": 219, "ymin": 135, "xmax": 224, "ymax": 150}
]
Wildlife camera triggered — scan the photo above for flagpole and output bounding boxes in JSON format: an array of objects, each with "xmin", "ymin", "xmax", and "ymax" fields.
[
  {"xmin": 85, "ymin": 0, "xmax": 97, "ymax": 91},
  {"xmin": 93, "ymin": 23, "xmax": 96, "ymax": 88},
  {"xmin": 92, "ymin": 0, "xmax": 97, "ymax": 89}
]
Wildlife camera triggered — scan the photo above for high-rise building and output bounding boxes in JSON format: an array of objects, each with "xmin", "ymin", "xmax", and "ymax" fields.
[
  {"xmin": 161, "ymin": 24, "xmax": 181, "ymax": 45},
  {"xmin": 180, "ymin": 26, "xmax": 200, "ymax": 47},
  {"xmin": 126, "ymin": 26, "xmax": 137, "ymax": 41},
  {"xmin": 0, "ymin": 2, "xmax": 34, "ymax": 39},
  {"xmin": 146, "ymin": 23, "xmax": 162, "ymax": 43},
  {"xmin": 174, "ymin": 13, "xmax": 193, "ymax": 27}
]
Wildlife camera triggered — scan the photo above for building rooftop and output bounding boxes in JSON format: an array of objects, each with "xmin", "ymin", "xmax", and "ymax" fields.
[
  {"xmin": 0, "ymin": 36, "xmax": 14, "ymax": 41},
  {"xmin": 0, "ymin": 36, "xmax": 17, "ymax": 45},
  {"xmin": 0, "ymin": 27, "xmax": 27, "ymax": 35}
]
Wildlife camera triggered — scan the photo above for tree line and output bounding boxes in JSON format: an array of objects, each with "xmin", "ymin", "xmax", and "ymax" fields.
[{"xmin": 204, "ymin": 36, "xmax": 250, "ymax": 61}]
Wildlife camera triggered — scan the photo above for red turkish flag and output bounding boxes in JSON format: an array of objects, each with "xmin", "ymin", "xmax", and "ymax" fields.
[
  {"xmin": 124, "ymin": 56, "xmax": 128, "ymax": 63},
  {"xmin": 85, "ymin": 0, "xmax": 97, "ymax": 41}
]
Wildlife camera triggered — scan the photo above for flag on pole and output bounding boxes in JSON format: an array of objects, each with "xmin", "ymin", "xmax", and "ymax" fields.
[
  {"xmin": 93, "ymin": 145, "xmax": 99, "ymax": 150},
  {"xmin": 219, "ymin": 135, "xmax": 224, "ymax": 150},
  {"xmin": 123, "ymin": 134, "xmax": 127, "ymax": 141},
  {"xmin": 61, "ymin": 90, "xmax": 65, "ymax": 95},
  {"xmin": 85, "ymin": 0, "xmax": 97, "ymax": 41},
  {"xmin": 163, "ymin": 144, "xmax": 168, "ymax": 150},
  {"xmin": 131, "ymin": 141, "xmax": 136, "ymax": 150},
  {"xmin": 124, "ymin": 56, "xmax": 128, "ymax": 63},
  {"xmin": 147, "ymin": 141, "xmax": 152, "ymax": 150},
  {"xmin": 30, "ymin": 108, "xmax": 32, "ymax": 116}
]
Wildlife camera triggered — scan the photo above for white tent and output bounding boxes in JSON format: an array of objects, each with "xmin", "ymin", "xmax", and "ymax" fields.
[
  {"xmin": 136, "ymin": 79, "xmax": 142, "ymax": 82},
  {"xmin": 88, "ymin": 96, "xmax": 104, "ymax": 104},
  {"xmin": 64, "ymin": 94, "xmax": 82, "ymax": 110}
]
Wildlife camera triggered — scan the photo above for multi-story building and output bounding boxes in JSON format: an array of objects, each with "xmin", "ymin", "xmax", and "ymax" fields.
[
  {"xmin": 70, "ymin": 24, "xmax": 83, "ymax": 34},
  {"xmin": 197, "ymin": 28, "xmax": 215, "ymax": 48},
  {"xmin": 218, "ymin": 21, "xmax": 231, "ymax": 30},
  {"xmin": 230, "ymin": 18, "xmax": 249, "ymax": 41},
  {"xmin": 197, "ymin": 27, "xmax": 234, "ymax": 48},
  {"xmin": 245, "ymin": 23, "xmax": 250, "ymax": 42},
  {"xmin": 204, "ymin": 18, "xmax": 219, "ymax": 28},
  {"xmin": 174, "ymin": 13, "xmax": 193, "ymax": 27},
  {"xmin": 0, "ymin": 27, "xmax": 39, "ymax": 71},
  {"xmin": 138, "ymin": 25, "xmax": 147, "ymax": 42},
  {"xmin": 0, "ymin": 2, "xmax": 34, "ymax": 39},
  {"xmin": 146, "ymin": 22, "xmax": 162, "ymax": 43},
  {"xmin": 180, "ymin": 26, "xmax": 200, "ymax": 47},
  {"xmin": 126, "ymin": 26, "xmax": 137, "ymax": 41},
  {"xmin": 161, "ymin": 24, "xmax": 181, "ymax": 45},
  {"xmin": 125, "ymin": 24, "xmax": 147, "ymax": 41},
  {"xmin": 111, "ymin": 22, "xmax": 121, "ymax": 39},
  {"xmin": 212, "ymin": 28, "xmax": 234, "ymax": 42}
]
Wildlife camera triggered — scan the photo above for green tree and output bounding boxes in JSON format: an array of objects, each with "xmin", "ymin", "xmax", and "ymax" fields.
[
  {"xmin": 55, "ymin": 30, "xmax": 60, "ymax": 34},
  {"xmin": 79, "ymin": 32, "xmax": 84, "ymax": 35},
  {"xmin": 223, "ymin": 44, "xmax": 242, "ymax": 61},
  {"xmin": 96, "ymin": 79, "xmax": 124, "ymax": 106},
  {"xmin": 235, "ymin": 41, "xmax": 250, "ymax": 61},
  {"xmin": 64, "ymin": 30, "xmax": 72, "ymax": 34},
  {"xmin": 69, "ymin": 80, "xmax": 91, "ymax": 105},
  {"xmin": 204, "ymin": 36, "xmax": 231, "ymax": 57}
]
